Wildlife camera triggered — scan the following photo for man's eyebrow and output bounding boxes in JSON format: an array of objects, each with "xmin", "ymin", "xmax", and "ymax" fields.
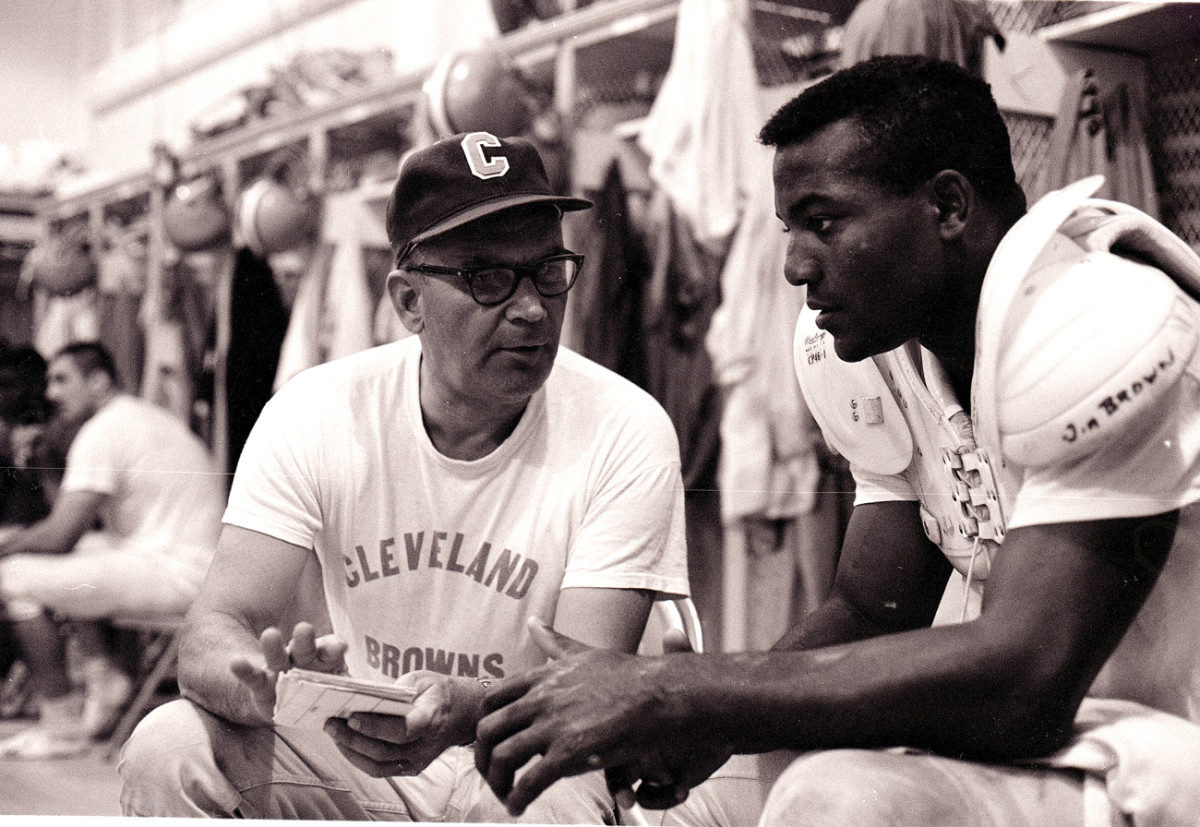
[{"xmin": 781, "ymin": 193, "xmax": 834, "ymax": 219}]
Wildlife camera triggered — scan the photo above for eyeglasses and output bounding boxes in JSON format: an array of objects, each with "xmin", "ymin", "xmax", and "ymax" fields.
[{"xmin": 404, "ymin": 253, "xmax": 585, "ymax": 307}]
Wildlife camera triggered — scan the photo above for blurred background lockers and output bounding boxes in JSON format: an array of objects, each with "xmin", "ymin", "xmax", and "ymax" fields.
[{"xmin": 2, "ymin": 0, "xmax": 1199, "ymax": 658}]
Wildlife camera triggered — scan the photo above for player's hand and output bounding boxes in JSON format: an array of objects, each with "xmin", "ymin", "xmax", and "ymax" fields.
[
  {"xmin": 604, "ymin": 627, "xmax": 731, "ymax": 812},
  {"xmin": 474, "ymin": 618, "xmax": 727, "ymax": 817},
  {"xmin": 604, "ymin": 738, "xmax": 733, "ymax": 812},
  {"xmin": 322, "ymin": 671, "xmax": 485, "ymax": 778},
  {"xmin": 230, "ymin": 622, "xmax": 349, "ymax": 724}
]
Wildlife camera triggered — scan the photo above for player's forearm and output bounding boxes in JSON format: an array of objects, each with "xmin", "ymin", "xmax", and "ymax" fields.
[
  {"xmin": 663, "ymin": 621, "xmax": 1075, "ymax": 761},
  {"xmin": 771, "ymin": 590, "xmax": 895, "ymax": 652},
  {"xmin": 0, "ymin": 521, "xmax": 77, "ymax": 557}
]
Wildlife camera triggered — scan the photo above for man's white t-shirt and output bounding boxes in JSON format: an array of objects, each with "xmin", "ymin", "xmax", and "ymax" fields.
[
  {"xmin": 225, "ymin": 339, "xmax": 690, "ymax": 682},
  {"xmin": 60, "ymin": 394, "xmax": 225, "ymax": 581}
]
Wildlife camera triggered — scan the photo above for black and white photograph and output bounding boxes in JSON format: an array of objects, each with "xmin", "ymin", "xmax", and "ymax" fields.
[{"xmin": 1, "ymin": 1, "xmax": 1199, "ymax": 824}]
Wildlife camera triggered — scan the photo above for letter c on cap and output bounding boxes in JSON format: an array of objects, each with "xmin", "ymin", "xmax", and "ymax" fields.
[{"xmin": 461, "ymin": 132, "xmax": 509, "ymax": 180}]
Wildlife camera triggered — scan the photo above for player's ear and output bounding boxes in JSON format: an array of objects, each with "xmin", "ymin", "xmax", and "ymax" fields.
[
  {"xmin": 929, "ymin": 170, "xmax": 972, "ymax": 242},
  {"xmin": 387, "ymin": 268, "xmax": 424, "ymax": 334}
]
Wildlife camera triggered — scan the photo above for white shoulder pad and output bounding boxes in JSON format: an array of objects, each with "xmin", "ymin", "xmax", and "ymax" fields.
[
  {"xmin": 973, "ymin": 176, "xmax": 1107, "ymax": 465},
  {"xmin": 793, "ymin": 306, "xmax": 912, "ymax": 475},
  {"xmin": 1068, "ymin": 197, "xmax": 1200, "ymax": 303},
  {"xmin": 997, "ymin": 250, "xmax": 1199, "ymax": 467}
]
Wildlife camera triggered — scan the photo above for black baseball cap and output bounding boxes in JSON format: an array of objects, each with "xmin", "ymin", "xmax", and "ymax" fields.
[{"xmin": 387, "ymin": 132, "xmax": 592, "ymax": 263}]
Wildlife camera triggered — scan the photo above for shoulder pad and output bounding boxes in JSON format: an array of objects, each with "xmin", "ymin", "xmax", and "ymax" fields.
[
  {"xmin": 973, "ymin": 176, "xmax": 1107, "ymax": 463},
  {"xmin": 793, "ymin": 307, "xmax": 912, "ymax": 475},
  {"xmin": 997, "ymin": 250, "xmax": 1199, "ymax": 467},
  {"xmin": 1067, "ymin": 197, "xmax": 1200, "ymax": 303}
]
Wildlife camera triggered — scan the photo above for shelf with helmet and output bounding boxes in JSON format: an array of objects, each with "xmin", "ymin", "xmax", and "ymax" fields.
[
  {"xmin": 24, "ymin": 0, "xmax": 688, "ymax": 470},
  {"xmin": 38, "ymin": 0, "xmax": 684, "ymax": 250},
  {"xmin": 25, "ymin": 0, "xmax": 688, "ymax": 320}
]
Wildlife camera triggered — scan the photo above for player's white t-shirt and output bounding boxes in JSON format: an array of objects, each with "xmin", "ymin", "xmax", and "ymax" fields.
[
  {"xmin": 60, "ymin": 394, "xmax": 225, "ymax": 581},
  {"xmin": 845, "ymin": 232, "xmax": 1200, "ymax": 722},
  {"xmin": 224, "ymin": 338, "xmax": 689, "ymax": 682}
]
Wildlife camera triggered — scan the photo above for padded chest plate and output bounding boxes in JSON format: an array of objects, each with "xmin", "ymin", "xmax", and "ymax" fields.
[{"xmin": 793, "ymin": 312, "xmax": 912, "ymax": 475}]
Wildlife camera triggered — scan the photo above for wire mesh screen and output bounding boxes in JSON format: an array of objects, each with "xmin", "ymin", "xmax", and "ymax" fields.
[
  {"xmin": 749, "ymin": 1, "xmax": 1113, "ymax": 87},
  {"xmin": 573, "ymin": 0, "xmax": 1198, "ymax": 251},
  {"xmin": 1149, "ymin": 46, "xmax": 1200, "ymax": 246},
  {"xmin": 577, "ymin": 1, "xmax": 1118, "ymax": 105},
  {"xmin": 981, "ymin": 1, "xmax": 1108, "ymax": 35},
  {"xmin": 1003, "ymin": 110, "xmax": 1054, "ymax": 197},
  {"xmin": 751, "ymin": 2, "xmax": 845, "ymax": 87}
]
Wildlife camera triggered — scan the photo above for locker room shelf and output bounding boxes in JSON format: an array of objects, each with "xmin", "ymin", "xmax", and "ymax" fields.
[
  {"xmin": 40, "ymin": 0, "xmax": 682, "ymax": 224},
  {"xmin": 1038, "ymin": 2, "xmax": 1200, "ymax": 56}
]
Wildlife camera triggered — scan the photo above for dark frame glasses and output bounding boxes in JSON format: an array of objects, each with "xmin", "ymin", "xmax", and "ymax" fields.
[{"xmin": 403, "ymin": 252, "xmax": 585, "ymax": 307}]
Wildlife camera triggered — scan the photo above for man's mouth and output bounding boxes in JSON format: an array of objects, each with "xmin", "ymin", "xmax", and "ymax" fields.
[{"xmin": 496, "ymin": 343, "xmax": 547, "ymax": 359}]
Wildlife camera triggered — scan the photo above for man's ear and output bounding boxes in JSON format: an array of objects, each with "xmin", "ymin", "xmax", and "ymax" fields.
[
  {"xmin": 930, "ymin": 170, "xmax": 972, "ymax": 242},
  {"xmin": 87, "ymin": 371, "xmax": 113, "ymax": 397},
  {"xmin": 387, "ymin": 269, "xmax": 424, "ymax": 334}
]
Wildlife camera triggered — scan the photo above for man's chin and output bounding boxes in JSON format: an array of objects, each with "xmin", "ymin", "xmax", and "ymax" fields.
[
  {"xmin": 831, "ymin": 337, "xmax": 875, "ymax": 364},
  {"xmin": 490, "ymin": 360, "xmax": 555, "ymax": 402}
]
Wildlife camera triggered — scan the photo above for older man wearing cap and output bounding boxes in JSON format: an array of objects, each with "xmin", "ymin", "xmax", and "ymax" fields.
[{"xmin": 117, "ymin": 132, "xmax": 690, "ymax": 822}]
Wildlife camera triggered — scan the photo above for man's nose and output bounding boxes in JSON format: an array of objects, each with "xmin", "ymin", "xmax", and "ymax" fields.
[
  {"xmin": 784, "ymin": 256, "xmax": 820, "ymax": 287},
  {"xmin": 783, "ymin": 233, "xmax": 822, "ymax": 286},
  {"xmin": 504, "ymin": 277, "xmax": 549, "ymax": 322}
]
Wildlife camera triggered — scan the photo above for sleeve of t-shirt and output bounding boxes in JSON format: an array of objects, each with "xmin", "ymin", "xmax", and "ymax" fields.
[
  {"xmin": 59, "ymin": 413, "xmax": 120, "ymax": 496},
  {"xmin": 1009, "ymin": 364, "xmax": 1200, "ymax": 529},
  {"xmin": 559, "ymin": 399, "xmax": 691, "ymax": 600},
  {"xmin": 222, "ymin": 374, "xmax": 324, "ymax": 549}
]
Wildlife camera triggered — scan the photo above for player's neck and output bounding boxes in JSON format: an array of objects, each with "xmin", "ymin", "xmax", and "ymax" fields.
[
  {"xmin": 919, "ymin": 242, "xmax": 994, "ymax": 412},
  {"xmin": 937, "ymin": 351, "xmax": 975, "ymax": 415}
]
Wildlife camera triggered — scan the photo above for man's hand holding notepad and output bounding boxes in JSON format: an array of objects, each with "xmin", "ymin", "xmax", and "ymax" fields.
[{"xmin": 273, "ymin": 668, "xmax": 417, "ymax": 729}]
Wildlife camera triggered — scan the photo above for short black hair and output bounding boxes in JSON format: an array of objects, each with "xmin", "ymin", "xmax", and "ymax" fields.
[
  {"xmin": 0, "ymin": 344, "xmax": 48, "ymax": 423},
  {"xmin": 0, "ymin": 345, "xmax": 46, "ymax": 383},
  {"xmin": 759, "ymin": 55, "xmax": 1025, "ymax": 216},
  {"xmin": 53, "ymin": 341, "xmax": 118, "ymax": 384}
]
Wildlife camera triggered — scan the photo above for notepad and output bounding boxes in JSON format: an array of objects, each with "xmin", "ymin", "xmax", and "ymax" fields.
[{"xmin": 273, "ymin": 668, "xmax": 417, "ymax": 729}]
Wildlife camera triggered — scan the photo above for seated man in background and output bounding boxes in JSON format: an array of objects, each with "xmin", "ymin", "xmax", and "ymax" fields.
[
  {"xmin": 0, "ymin": 341, "xmax": 225, "ymax": 759},
  {"xmin": 117, "ymin": 132, "xmax": 689, "ymax": 822},
  {"xmin": 0, "ymin": 344, "xmax": 53, "ymax": 527},
  {"xmin": 473, "ymin": 57, "xmax": 1200, "ymax": 827},
  {"xmin": 0, "ymin": 343, "xmax": 51, "ymax": 717}
]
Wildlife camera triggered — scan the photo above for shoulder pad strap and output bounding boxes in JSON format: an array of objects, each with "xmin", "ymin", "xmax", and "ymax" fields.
[{"xmin": 794, "ymin": 307, "xmax": 912, "ymax": 475}]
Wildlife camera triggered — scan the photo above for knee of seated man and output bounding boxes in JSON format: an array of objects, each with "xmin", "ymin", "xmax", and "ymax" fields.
[
  {"xmin": 118, "ymin": 700, "xmax": 217, "ymax": 790},
  {"xmin": 761, "ymin": 749, "xmax": 960, "ymax": 827},
  {"xmin": 118, "ymin": 699, "xmax": 252, "ymax": 818}
]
